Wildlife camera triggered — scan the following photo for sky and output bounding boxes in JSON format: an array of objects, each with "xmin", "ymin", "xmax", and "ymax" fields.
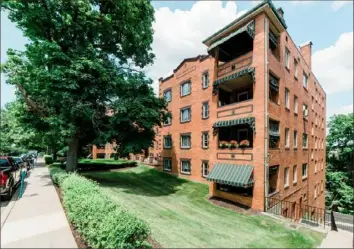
[{"xmin": 1, "ymin": 0, "xmax": 353, "ymax": 121}]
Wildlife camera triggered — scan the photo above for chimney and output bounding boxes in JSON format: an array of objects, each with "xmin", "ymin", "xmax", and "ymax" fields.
[
  {"xmin": 277, "ymin": 7, "xmax": 284, "ymax": 19},
  {"xmin": 299, "ymin": 41, "xmax": 313, "ymax": 69}
]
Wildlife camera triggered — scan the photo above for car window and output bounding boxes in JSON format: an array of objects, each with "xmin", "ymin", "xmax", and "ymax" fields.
[{"xmin": 0, "ymin": 159, "xmax": 10, "ymax": 167}]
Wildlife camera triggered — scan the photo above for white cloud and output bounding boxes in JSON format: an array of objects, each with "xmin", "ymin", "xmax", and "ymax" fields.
[
  {"xmin": 312, "ymin": 32, "xmax": 353, "ymax": 94},
  {"xmin": 331, "ymin": 1, "xmax": 351, "ymax": 11},
  {"xmin": 145, "ymin": 1, "xmax": 245, "ymax": 94},
  {"xmin": 327, "ymin": 104, "xmax": 353, "ymax": 118}
]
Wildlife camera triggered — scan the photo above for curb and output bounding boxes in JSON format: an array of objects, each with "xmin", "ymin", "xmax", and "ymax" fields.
[{"xmin": 1, "ymin": 187, "xmax": 20, "ymax": 229}]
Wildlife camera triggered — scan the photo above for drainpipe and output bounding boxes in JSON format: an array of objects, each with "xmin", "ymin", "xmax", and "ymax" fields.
[{"xmin": 264, "ymin": 17, "xmax": 269, "ymax": 212}]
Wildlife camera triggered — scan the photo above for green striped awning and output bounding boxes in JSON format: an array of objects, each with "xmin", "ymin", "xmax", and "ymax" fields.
[
  {"xmin": 213, "ymin": 67, "xmax": 255, "ymax": 86},
  {"xmin": 213, "ymin": 117, "xmax": 255, "ymax": 132},
  {"xmin": 207, "ymin": 20, "xmax": 255, "ymax": 53},
  {"xmin": 207, "ymin": 163, "xmax": 254, "ymax": 188}
]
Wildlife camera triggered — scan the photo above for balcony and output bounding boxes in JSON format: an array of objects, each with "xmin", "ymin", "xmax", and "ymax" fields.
[{"xmin": 216, "ymin": 52, "xmax": 253, "ymax": 79}]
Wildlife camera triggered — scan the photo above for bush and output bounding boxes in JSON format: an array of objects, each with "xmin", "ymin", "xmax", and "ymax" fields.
[
  {"xmin": 38, "ymin": 152, "xmax": 45, "ymax": 157},
  {"xmin": 49, "ymin": 165, "xmax": 151, "ymax": 248},
  {"xmin": 44, "ymin": 155, "xmax": 53, "ymax": 165},
  {"xmin": 77, "ymin": 159, "xmax": 137, "ymax": 171}
]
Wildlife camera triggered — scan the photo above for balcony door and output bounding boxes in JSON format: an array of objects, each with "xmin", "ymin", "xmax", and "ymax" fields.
[{"xmin": 237, "ymin": 128, "xmax": 248, "ymax": 142}]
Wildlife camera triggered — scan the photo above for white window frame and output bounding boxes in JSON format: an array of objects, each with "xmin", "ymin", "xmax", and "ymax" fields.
[
  {"xmin": 294, "ymin": 96, "xmax": 298, "ymax": 114},
  {"xmin": 202, "ymin": 102, "xmax": 209, "ymax": 119},
  {"xmin": 303, "ymin": 73, "xmax": 308, "ymax": 89},
  {"xmin": 163, "ymin": 136, "xmax": 172, "ymax": 149},
  {"xmin": 202, "ymin": 161, "xmax": 209, "ymax": 177},
  {"xmin": 285, "ymin": 88, "xmax": 290, "ymax": 109},
  {"xmin": 314, "ymin": 185, "xmax": 318, "ymax": 199},
  {"xmin": 163, "ymin": 158, "xmax": 172, "ymax": 172},
  {"xmin": 302, "ymin": 163, "xmax": 308, "ymax": 179},
  {"xmin": 315, "ymin": 161, "xmax": 317, "ymax": 173},
  {"xmin": 237, "ymin": 91, "xmax": 249, "ymax": 102},
  {"xmin": 202, "ymin": 72, "xmax": 209, "ymax": 89},
  {"xmin": 294, "ymin": 59, "xmax": 298, "ymax": 78},
  {"xmin": 180, "ymin": 81, "xmax": 191, "ymax": 96},
  {"xmin": 284, "ymin": 167, "xmax": 289, "ymax": 187},
  {"xmin": 285, "ymin": 128, "xmax": 290, "ymax": 148},
  {"xmin": 180, "ymin": 107, "xmax": 191, "ymax": 122},
  {"xmin": 303, "ymin": 104, "xmax": 308, "ymax": 118},
  {"xmin": 293, "ymin": 130, "xmax": 297, "ymax": 148},
  {"xmin": 202, "ymin": 132, "xmax": 209, "ymax": 149},
  {"xmin": 164, "ymin": 89, "xmax": 172, "ymax": 102},
  {"xmin": 180, "ymin": 160, "xmax": 191, "ymax": 174},
  {"xmin": 293, "ymin": 165, "xmax": 297, "ymax": 183},
  {"xmin": 164, "ymin": 116, "xmax": 172, "ymax": 126},
  {"xmin": 180, "ymin": 134, "xmax": 191, "ymax": 149},
  {"xmin": 237, "ymin": 128, "xmax": 248, "ymax": 142},
  {"xmin": 285, "ymin": 47, "xmax": 290, "ymax": 69},
  {"xmin": 303, "ymin": 133, "xmax": 308, "ymax": 148}
]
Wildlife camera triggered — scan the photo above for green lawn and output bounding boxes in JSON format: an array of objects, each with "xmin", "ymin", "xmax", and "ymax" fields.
[
  {"xmin": 83, "ymin": 165, "xmax": 324, "ymax": 248},
  {"xmin": 78, "ymin": 158, "xmax": 130, "ymax": 165}
]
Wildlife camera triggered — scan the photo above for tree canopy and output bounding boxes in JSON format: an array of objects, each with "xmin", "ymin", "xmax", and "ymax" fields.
[
  {"xmin": 1, "ymin": 0, "xmax": 168, "ymax": 171},
  {"xmin": 325, "ymin": 113, "xmax": 354, "ymax": 214}
]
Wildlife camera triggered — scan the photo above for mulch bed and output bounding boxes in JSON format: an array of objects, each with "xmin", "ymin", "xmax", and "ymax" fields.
[
  {"xmin": 208, "ymin": 196, "xmax": 261, "ymax": 216},
  {"xmin": 54, "ymin": 185, "xmax": 91, "ymax": 249},
  {"xmin": 54, "ymin": 184, "xmax": 162, "ymax": 249}
]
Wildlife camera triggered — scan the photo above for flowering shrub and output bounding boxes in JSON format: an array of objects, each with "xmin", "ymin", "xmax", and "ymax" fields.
[
  {"xmin": 230, "ymin": 140, "xmax": 239, "ymax": 148},
  {"xmin": 219, "ymin": 141, "xmax": 228, "ymax": 148},
  {"xmin": 239, "ymin": 140, "xmax": 250, "ymax": 148}
]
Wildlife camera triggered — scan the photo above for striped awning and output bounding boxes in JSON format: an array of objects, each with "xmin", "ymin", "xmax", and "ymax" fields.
[
  {"xmin": 208, "ymin": 20, "xmax": 255, "ymax": 53},
  {"xmin": 213, "ymin": 117, "xmax": 255, "ymax": 132},
  {"xmin": 207, "ymin": 163, "xmax": 254, "ymax": 188},
  {"xmin": 213, "ymin": 67, "xmax": 255, "ymax": 87}
]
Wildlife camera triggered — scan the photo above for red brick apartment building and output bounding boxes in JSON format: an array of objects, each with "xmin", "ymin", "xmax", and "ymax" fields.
[{"xmin": 157, "ymin": 0, "xmax": 326, "ymax": 212}]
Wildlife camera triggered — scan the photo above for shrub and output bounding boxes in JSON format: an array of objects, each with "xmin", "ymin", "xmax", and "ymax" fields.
[
  {"xmin": 44, "ymin": 155, "xmax": 53, "ymax": 164},
  {"xmin": 77, "ymin": 159, "xmax": 137, "ymax": 171},
  {"xmin": 49, "ymin": 165, "xmax": 151, "ymax": 248}
]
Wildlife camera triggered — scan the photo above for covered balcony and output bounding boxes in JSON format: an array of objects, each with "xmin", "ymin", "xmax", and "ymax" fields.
[
  {"xmin": 208, "ymin": 20, "xmax": 255, "ymax": 81},
  {"xmin": 207, "ymin": 163, "xmax": 254, "ymax": 207}
]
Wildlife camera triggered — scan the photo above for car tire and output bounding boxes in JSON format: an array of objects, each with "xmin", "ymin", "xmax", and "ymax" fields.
[{"xmin": 4, "ymin": 182, "xmax": 14, "ymax": 201}]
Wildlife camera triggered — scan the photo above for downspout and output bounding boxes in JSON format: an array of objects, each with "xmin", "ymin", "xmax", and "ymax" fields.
[{"xmin": 264, "ymin": 17, "xmax": 269, "ymax": 211}]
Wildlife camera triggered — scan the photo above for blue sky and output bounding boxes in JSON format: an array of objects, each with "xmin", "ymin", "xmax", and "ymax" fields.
[{"xmin": 1, "ymin": 0, "xmax": 353, "ymax": 119}]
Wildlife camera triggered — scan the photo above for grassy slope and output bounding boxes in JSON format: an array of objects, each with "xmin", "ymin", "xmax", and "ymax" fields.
[{"xmin": 83, "ymin": 165, "xmax": 324, "ymax": 248}]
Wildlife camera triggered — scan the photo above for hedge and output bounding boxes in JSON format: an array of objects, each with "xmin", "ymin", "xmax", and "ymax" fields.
[
  {"xmin": 49, "ymin": 165, "xmax": 151, "ymax": 248},
  {"xmin": 44, "ymin": 155, "xmax": 53, "ymax": 165},
  {"xmin": 77, "ymin": 159, "xmax": 137, "ymax": 171}
]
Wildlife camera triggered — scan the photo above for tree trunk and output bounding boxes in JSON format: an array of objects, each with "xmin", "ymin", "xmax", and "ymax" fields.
[
  {"xmin": 52, "ymin": 149, "xmax": 58, "ymax": 162},
  {"xmin": 66, "ymin": 136, "xmax": 79, "ymax": 172}
]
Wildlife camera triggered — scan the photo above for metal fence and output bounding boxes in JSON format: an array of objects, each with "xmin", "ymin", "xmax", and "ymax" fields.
[
  {"xmin": 265, "ymin": 197, "xmax": 330, "ymax": 229},
  {"xmin": 325, "ymin": 211, "xmax": 354, "ymax": 232}
]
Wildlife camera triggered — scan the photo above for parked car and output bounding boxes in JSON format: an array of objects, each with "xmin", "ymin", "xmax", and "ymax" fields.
[{"xmin": 0, "ymin": 156, "xmax": 21, "ymax": 200}]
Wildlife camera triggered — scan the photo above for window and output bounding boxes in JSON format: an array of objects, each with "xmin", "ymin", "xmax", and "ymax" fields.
[
  {"xmin": 164, "ymin": 115, "xmax": 172, "ymax": 126},
  {"xmin": 311, "ymin": 123, "xmax": 314, "ymax": 135},
  {"xmin": 180, "ymin": 107, "xmax": 191, "ymax": 123},
  {"xmin": 238, "ymin": 91, "xmax": 249, "ymax": 102},
  {"xmin": 321, "ymin": 181, "xmax": 324, "ymax": 192},
  {"xmin": 164, "ymin": 89, "xmax": 172, "ymax": 102},
  {"xmin": 314, "ymin": 185, "xmax": 318, "ymax": 199},
  {"xmin": 163, "ymin": 158, "xmax": 172, "ymax": 172},
  {"xmin": 312, "ymin": 97, "xmax": 314, "ymax": 110},
  {"xmin": 293, "ymin": 165, "xmax": 297, "ymax": 183},
  {"xmin": 302, "ymin": 163, "xmax": 308, "ymax": 179},
  {"xmin": 180, "ymin": 134, "xmax": 191, "ymax": 149},
  {"xmin": 202, "ymin": 161, "xmax": 209, "ymax": 177},
  {"xmin": 285, "ymin": 128, "xmax": 290, "ymax": 148},
  {"xmin": 163, "ymin": 136, "xmax": 172, "ymax": 149},
  {"xmin": 294, "ymin": 59, "xmax": 298, "ymax": 78},
  {"xmin": 180, "ymin": 81, "xmax": 191, "ymax": 96},
  {"xmin": 202, "ymin": 132, "xmax": 209, "ymax": 149},
  {"xmin": 202, "ymin": 102, "xmax": 209, "ymax": 119},
  {"xmin": 315, "ymin": 161, "xmax": 317, "ymax": 173},
  {"xmin": 269, "ymin": 119, "xmax": 280, "ymax": 149},
  {"xmin": 285, "ymin": 47, "xmax": 290, "ymax": 69},
  {"xmin": 285, "ymin": 88, "xmax": 290, "ymax": 109},
  {"xmin": 284, "ymin": 167, "xmax": 289, "ymax": 187},
  {"xmin": 302, "ymin": 134, "xmax": 308, "ymax": 148},
  {"xmin": 202, "ymin": 72, "xmax": 209, "ymax": 89},
  {"xmin": 303, "ymin": 104, "xmax": 308, "ymax": 118},
  {"xmin": 180, "ymin": 160, "xmax": 191, "ymax": 174},
  {"xmin": 293, "ymin": 130, "xmax": 297, "ymax": 148},
  {"xmin": 294, "ymin": 96, "xmax": 298, "ymax": 114},
  {"xmin": 269, "ymin": 73, "xmax": 279, "ymax": 104},
  {"xmin": 303, "ymin": 73, "xmax": 308, "ymax": 89},
  {"xmin": 237, "ymin": 128, "xmax": 248, "ymax": 142}
]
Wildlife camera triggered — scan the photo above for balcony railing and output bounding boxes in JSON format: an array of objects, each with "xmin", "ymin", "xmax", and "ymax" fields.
[{"xmin": 217, "ymin": 51, "xmax": 253, "ymax": 78}]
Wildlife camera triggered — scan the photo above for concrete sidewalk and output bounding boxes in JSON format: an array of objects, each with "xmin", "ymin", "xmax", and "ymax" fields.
[
  {"xmin": 1, "ymin": 160, "xmax": 77, "ymax": 248},
  {"xmin": 320, "ymin": 229, "xmax": 354, "ymax": 248}
]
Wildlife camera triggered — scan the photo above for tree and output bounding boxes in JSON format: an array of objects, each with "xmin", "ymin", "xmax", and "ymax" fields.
[
  {"xmin": 326, "ymin": 113, "xmax": 354, "ymax": 214},
  {"xmin": 1, "ymin": 0, "xmax": 167, "ymax": 171}
]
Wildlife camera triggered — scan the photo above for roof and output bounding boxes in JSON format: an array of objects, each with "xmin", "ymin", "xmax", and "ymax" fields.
[
  {"xmin": 203, "ymin": 0, "xmax": 287, "ymax": 45},
  {"xmin": 159, "ymin": 55, "xmax": 210, "ymax": 83},
  {"xmin": 207, "ymin": 163, "xmax": 254, "ymax": 188}
]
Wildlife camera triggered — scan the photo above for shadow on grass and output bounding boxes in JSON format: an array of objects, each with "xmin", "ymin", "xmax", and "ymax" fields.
[{"xmin": 85, "ymin": 168, "xmax": 187, "ymax": 197}]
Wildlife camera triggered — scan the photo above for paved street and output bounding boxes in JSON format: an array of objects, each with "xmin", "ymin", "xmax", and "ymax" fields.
[{"xmin": 1, "ymin": 159, "xmax": 77, "ymax": 248}]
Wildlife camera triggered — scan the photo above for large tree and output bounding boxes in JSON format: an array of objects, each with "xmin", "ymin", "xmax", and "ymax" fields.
[
  {"xmin": 1, "ymin": 0, "xmax": 167, "ymax": 171},
  {"xmin": 325, "ymin": 113, "xmax": 354, "ymax": 214}
]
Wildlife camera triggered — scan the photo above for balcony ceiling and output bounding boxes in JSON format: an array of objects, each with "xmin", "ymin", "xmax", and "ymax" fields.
[{"xmin": 219, "ymin": 74, "xmax": 253, "ymax": 92}]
